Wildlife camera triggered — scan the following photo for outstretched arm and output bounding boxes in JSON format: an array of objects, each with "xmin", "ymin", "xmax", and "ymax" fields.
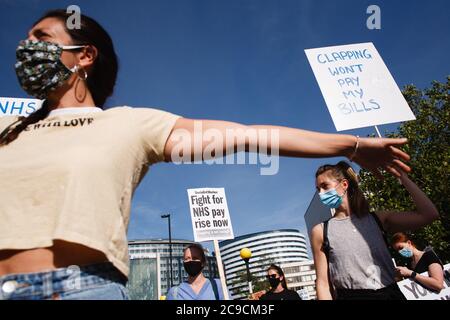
[{"xmin": 164, "ymin": 118, "xmax": 410, "ymax": 178}]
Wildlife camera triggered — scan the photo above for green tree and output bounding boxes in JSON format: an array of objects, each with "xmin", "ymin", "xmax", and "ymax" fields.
[
  {"xmin": 227, "ymin": 254, "xmax": 275, "ymax": 298},
  {"xmin": 252, "ymin": 274, "xmax": 271, "ymax": 293},
  {"xmin": 359, "ymin": 76, "xmax": 449, "ymax": 263},
  {"xmin": 229, "ymin": 269, "xmax": 271, "ymax": 298},
  {"xmin": 228, "ymin": 270, "xmax": 248, "ymax": 298},
  {"xmin": 251, "ymin": 253, "xmax": 276, "ymax": 292}
]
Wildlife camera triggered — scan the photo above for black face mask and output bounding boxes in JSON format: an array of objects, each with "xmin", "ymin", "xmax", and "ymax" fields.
[
  {"xmin": 184, "ymin": 261, "xmax": 203, "ymax": 277},
  {"xmin": 268, "ymin": 276, "xmax": 281, "ymax": 288}
]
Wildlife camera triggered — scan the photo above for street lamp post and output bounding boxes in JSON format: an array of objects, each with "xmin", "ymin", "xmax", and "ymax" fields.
[
  {"xmin": 161, "ymin": 214, "xmax": 173, "ymax": 288},
  {"xmin": 240, "ymin": 248, "xmax": 253, "ymax": 295}
]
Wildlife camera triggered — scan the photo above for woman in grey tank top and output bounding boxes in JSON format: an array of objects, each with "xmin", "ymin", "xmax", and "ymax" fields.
[{"xmin": 311, "ymin": 161, "xmax": 439, "ymax": 300}]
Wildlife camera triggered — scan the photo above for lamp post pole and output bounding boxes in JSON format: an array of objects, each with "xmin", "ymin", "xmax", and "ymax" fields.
[{"xmin": 240, "ymin": 248, "xmax": 253, "ymax": 295}]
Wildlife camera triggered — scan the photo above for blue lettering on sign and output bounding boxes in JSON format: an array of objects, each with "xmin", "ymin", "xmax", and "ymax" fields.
[
  {"xmin": 314, "ymin": 46, "xmax": 383, "ymax": 119},
  {"xmin": 27, "ymin": 102, "xmax": 37, "ymax": 114},
  {"xmin": 328, "ymin": 64, "xmax": 363, "ymax": 76},
  {"xmin": 337, "ymin": 77, "xmax": 360, "ymax": 87},
  {"xmin": 317, "ymin": 49, "xmax": 372, "ymax": 64},
  {"xmin": 337, "ymin": 99, "xmax": 380, "ymax": 115},
  {"xmin": 0, "ymin": 99, "xmax": 41, "ymax": 116},
  {"xmin": 0, "ymin": 101, "xmax": 7, "ymax": 114},
  {"xmin": 343, "ymin": 88, "xmax": 364, "ymax": 99},
  {"xmin": 11, "ymin": 101, "xmax": 24, "ymax": 114}
]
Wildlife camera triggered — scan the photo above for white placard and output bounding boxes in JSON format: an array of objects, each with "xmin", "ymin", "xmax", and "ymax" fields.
[
  {"xmin": 0, "ymin": 97, "xmax": 43, "ymax": 117},
  {"xmin": 187, "ymin": 188, "xmax": 234, "ymax": 242},
  {"xmin": 297, "ymin": 288, "xmax": 310, "ymax": 300},
  {"xmin": 305, "ymin": 42, "xmax": 415, "ymax": 131},
  {"xmin": 398, "ymin": 263, "xmax": 450, "ymax": 300}
]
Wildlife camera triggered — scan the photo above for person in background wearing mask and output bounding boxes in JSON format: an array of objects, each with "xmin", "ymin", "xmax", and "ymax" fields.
[
  {"xmin": 311, "ymin": 161, "xmax": 439, "ymax": 300},
  {"xmin": 167, "ymin": 244, "xmax": 226, "ymax": 300},
  {"xmin": 392, "ymin": 233, "xmax": 444, "ymax": 292},
  {"xmin": 259, "ymin": 264, "xmax": 301, "ymax": 300}
]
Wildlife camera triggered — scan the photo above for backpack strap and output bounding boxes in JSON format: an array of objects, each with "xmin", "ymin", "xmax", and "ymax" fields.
[
  {"xmin": 370, "ymin": 212, "xmax": 390, "ymax": 248},
  {"xmin": 322, "ymin": 219, "xmax": 331, "ymax": 260},
  {"xmin": 210, "ymin": 279, "xmax": 220, "ymax": 300},
  {"xmin": 321, "ymin": 219, "xmax": 335, "ymax": 299}
]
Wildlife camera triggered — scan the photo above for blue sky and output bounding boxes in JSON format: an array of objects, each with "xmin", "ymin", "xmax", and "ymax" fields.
[{"xmin": 1, "ymin": 0, "xmax": 449, "ymax": 254}]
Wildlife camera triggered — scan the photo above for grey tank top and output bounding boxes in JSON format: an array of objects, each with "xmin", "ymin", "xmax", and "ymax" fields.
[{"xmin": 327, "ymin": 214, "xmax": 396, "ymax": 290}]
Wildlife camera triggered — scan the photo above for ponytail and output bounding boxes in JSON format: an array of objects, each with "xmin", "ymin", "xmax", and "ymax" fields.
[{"xmin": 0, "ymin": 101, "xmax": 50, "ymax": 147}]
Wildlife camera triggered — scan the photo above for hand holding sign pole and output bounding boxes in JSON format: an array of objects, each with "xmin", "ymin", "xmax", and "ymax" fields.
[{"xmin": 187, "ymin": 188, "xmax": 234, "ymax": 300}]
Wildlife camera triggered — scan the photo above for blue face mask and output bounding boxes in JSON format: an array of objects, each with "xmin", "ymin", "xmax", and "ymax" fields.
[
  {"xmin": 399, "ymin": 247, "xmax": 413, "ymax": 258},
  {"xmin": 319, "ymin": 183, "xmax": 346, "ymax": 209}
]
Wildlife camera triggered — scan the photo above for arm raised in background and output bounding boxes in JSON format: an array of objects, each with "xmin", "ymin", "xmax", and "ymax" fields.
[{"xmin": 375, "ymin": 170, "xmax": 439, "ymax": 233}]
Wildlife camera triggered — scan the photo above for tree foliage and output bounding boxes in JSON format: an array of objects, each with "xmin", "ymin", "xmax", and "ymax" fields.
[
  {"xmin": 359, "ymin": 76, "xmax": 449, "ymax": 263},
  {"xmin": 227, "ymin": 254, "xmax": 275, "ymax": 298}
]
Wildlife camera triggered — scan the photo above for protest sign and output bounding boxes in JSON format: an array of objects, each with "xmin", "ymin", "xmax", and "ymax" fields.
[
  {"xmin": 398, "ymin": 263, "xmax": 450, "ymax": 300},
  {"xmin": 305, "ymin": 42, "xmax": 415, "ymax": 131},
  {"xmin": 187, "ymin": 188, "xmax": 234, "ymax": 300},
  {"xmin": 187, "ymin": 188, "xmax": 234, "ymax": 242},
  {"xmin": 0, "ymin": 97, "xmax": 43, "ymax": 117}
]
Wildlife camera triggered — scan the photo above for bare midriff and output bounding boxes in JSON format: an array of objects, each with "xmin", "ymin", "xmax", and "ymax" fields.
[{"xmin": 0, "ymin": 240, "xmax": 108, "ymax": 276}]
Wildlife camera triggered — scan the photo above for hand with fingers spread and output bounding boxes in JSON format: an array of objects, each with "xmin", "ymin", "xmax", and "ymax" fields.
[{"xmin": 349, "ymin": 137, "xmax": 410, "ymax": 179}]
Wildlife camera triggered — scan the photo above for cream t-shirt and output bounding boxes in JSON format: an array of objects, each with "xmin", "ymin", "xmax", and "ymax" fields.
[{"xmin": 0, "ymin": 106, "xmax": 181, "ymax": 277}]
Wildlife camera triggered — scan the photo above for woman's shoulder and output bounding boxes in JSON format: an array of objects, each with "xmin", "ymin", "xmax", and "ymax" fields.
[
  {"xmin": 422, "ymin": 248, "xmax": 443, "ymax": 265},
  {"xmin": 105, "ymin": 105, "xmax": 176, "ymax": 114},
  {"xmin": 287, "ymin": 288, "xmax": 299, "ymax": 293},
  {"xmin": 104, "ymin": 106, "xmax": 181, "ymax": 123},
  {"xmin": 0, "ymin": 115, "xmax": 20, "ymax": 124},
  {"xmin": 286, "ymin": 289, "xmax": 301, "ymax": 296},
  {"xmin": 102, "ymin": 106, "xmax": 133, "ymax": 114},
  {"xmin": 0, "ymin": 115, "xmax": 21, "ymax": 130}
]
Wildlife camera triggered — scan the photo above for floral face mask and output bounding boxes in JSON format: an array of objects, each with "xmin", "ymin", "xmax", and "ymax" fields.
[{"xmin": 15, "ymin": 39, "xmax": 86, "ymax": 99}]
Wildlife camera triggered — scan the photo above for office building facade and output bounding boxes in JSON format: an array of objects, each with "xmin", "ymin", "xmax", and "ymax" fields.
[{"xmin": 219, "ymin": 229, "xmax": 309, "ymax": 299}]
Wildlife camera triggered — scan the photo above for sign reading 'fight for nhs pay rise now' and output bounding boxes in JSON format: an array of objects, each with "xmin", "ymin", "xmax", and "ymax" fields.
[
  {"xmin": 305, "ymin": 42, "xmax": 415, "ymax": 131},
  {"xmin": 187, "ymin": 188, "xmax": 234, "ymax": 242}
]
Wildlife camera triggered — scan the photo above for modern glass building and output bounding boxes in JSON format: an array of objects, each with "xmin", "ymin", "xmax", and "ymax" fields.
[
  {"xmin": 127, "ymin": 239, "xmax": 219, "ymax": 299},
  {"xmin": 281, "ymin": 260, "xmax": 317, "ymax": 300},
  {"xmin": 219, "ymin": 229, "xmax": 309, "ymax": 299},
  {"xmin": 127, "ymin": 254, "xmax": 160, "ymax": 300}
]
